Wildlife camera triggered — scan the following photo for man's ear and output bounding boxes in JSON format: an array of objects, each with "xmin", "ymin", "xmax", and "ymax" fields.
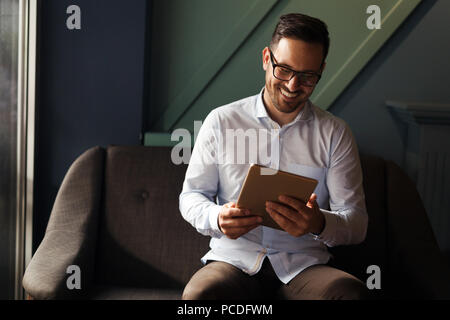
[
  {"xmin": 262, "ymin": 47, "xmax": 270, "ymax": 71},
  {"xmin": 320, "ymin": 61, "xmax": 326, "ymax": 74}
]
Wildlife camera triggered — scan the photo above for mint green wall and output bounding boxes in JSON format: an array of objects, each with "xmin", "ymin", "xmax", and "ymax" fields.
[
  {"xmin": 146, "ymin": 0, "xmax": 421, "ymax": 144},
  {"xmin": 149, "ymin": 0, "xmax": 278, "ymax": 132}
]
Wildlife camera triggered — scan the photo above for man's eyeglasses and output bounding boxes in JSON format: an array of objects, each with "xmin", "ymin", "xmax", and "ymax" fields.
[{"xmin": 269, "ymin": 49, "xmax": 322, "ymax": 87}]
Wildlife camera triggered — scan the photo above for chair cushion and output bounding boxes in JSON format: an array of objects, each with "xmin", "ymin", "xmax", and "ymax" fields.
[{"xmin": 89, "ymin": 285, "xmax": 181, "ymax": 300}]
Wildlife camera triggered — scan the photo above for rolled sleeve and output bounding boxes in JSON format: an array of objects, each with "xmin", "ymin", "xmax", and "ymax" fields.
[
  {"xmin": 311, "ymin": 209, "xmax": 338, "ymax": 245},
  {"xmin": 312, "ymin": 122, "xmax": 368, "ymax": 247},
  {"xmin": 208, "ymin": 204, "xmax": 224, "ymax": 238},
  {"xmin": 179, "ymin": 110, "xmax": 224, "ymax": 238}
]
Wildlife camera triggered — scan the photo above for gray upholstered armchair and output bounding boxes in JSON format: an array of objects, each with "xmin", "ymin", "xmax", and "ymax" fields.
[{"xmin": 22, "ymin": 145, "xmax": 450, "ymax": 299}]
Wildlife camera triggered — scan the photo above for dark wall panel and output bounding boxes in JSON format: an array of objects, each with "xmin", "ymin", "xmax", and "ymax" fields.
[{"xmin": 34, "ymin": 0, "xmax": 148, "ymax": 250}]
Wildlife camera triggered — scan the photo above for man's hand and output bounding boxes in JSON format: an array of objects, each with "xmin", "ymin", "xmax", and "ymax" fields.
[
  {"xmin": 218, "ymin": 202, "xmax": 262, "ymax": 239},
  {"xmin": 265, "ymin": 193, "xmax": 325, "ymax": 237}
]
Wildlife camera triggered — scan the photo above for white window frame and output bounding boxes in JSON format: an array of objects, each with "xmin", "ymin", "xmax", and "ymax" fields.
[{"xmin": 15, "ymin": 0, "xmax": 37, "ymax": 300}]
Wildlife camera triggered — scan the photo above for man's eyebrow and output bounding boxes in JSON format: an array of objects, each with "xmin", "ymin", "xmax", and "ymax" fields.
[
  {"xmin": 277, "ymin": 61, "xmax": 294, "ymax": 69},
  {"xmin": 277, "ymin": 62, "xmax": 318, "ymax": 73}
]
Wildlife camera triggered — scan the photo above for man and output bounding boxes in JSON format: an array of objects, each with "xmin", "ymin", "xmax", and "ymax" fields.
[{"xmin": 179, "ymin": 13, "xmax": 369, "ymax": 300}]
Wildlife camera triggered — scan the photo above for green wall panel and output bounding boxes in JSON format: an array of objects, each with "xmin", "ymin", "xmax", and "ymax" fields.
[
  {"xmin": 150, "ymin": 0, "xmax": 279, "ymax": 131},
  {"xmin": 145, "ymin": 0, "xmax": 421, "ymax": 145}
]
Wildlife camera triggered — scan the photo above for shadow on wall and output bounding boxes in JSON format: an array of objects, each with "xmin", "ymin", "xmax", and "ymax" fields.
[{"xmin": 329, "ymin": 0, "xmax": 439, "ymax": 166}]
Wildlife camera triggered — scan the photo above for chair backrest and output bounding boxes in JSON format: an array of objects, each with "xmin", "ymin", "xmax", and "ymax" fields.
[
  {"xmin": 95, "ymin": 146, "xmax": 210, "ymax": 289},
  {"xmin": 330, "ymin": 154, "xmax": 449, "ymax": 298}
]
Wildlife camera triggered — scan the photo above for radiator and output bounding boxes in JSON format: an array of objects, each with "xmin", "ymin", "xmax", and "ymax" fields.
[{"xmin": 387, "ymin": 101, "xmax": 450, "ymax": 259}]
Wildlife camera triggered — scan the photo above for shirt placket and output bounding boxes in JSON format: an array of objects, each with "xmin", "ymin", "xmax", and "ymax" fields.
[
  {"xmin": 270, "ymin": 120, "xmax": 281, "ymax": 170},
  {"xmin": 261, "ymin": 120, "xmax": 283, "ymax": 251}
]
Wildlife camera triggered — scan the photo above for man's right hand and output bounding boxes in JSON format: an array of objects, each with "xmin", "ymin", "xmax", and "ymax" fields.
[{"xmin": 218, "ymin": 202, "xmax": 263, "ymax": 239}]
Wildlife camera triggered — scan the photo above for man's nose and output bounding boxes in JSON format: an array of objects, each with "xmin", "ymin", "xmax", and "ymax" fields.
[{"xmin": 286, "ymin": 74, "xmax": 302, "ymax": 91}]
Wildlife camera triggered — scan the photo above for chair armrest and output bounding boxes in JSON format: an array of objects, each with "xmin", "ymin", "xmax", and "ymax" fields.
[
  {"xmin": 386, "ymin": 160, "xmax": 450, "ymax": 299},
  {"xmin": 22, "ymin": 146, "xmax": 105, "ymax": 299},
  {"xmin": 22, "ymin": 230, "xmax": 95, "ymax": 299}
]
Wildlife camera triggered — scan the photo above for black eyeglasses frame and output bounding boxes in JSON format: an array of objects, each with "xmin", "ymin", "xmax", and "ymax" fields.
[{"xmin": 268, "ymin": 48, "xmax": 322, "ymax": 87}]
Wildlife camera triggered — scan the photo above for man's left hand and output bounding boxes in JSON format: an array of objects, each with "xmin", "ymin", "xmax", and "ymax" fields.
[{"xmin": 265, "ymin": 193, "xmax": 325, "ymax": 237}]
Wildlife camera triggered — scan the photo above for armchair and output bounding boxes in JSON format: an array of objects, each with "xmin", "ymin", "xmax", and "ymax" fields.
[{"xmin": 22, "ymin": 145, "xmax": 450, "ymax": 299}]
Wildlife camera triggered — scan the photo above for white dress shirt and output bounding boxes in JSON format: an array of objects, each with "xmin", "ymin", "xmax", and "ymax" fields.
[{"xmin": 179, "ymin": 88, "xmax": 368, "ymax": 284}]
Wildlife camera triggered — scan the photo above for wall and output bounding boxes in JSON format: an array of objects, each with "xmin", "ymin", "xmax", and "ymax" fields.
[
  {"xmin": 330, "ymin": 0, "xmax": 450, "ymax": 258},
  {"xmin": 33, "ymin": 0, "xmax": 148, "ymax": 250},
  {"xmin": 33, "ymin": 0, "xmax": 450, "ymax": 254},
  {"xmin": 330, "ymin": 0, "xmax": 446, "ymax": 166},
  {"xmin": 146, "ymin": 0, "xmax": 420, "ymax": 137}
]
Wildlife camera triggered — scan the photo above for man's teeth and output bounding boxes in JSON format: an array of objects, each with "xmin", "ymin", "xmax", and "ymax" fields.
[{"xmin": 280, "ymin": 88, "xmax": 298, "ymax": 98}]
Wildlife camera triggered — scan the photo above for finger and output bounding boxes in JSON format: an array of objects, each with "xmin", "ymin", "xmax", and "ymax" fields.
[
  {"xmin": 265, "ymin": 207, "xmax": 298, "ymax": 232},
  {"xmin": 266, "ymin": 207, "xmax": 306, "ymax": 237},
  {"xmin": 266, "ymin": 201, "xmax": 302, "ymax": 223},
  {"xmin": 277, "ymin": 195, "xmax": 311, "ymax": 220},
  {"xmin": 306, "ymin": 193, "xmax": 318, "ymax": 209},
  {"xmin": 223, "ymin": 202, "xmax": 238, "ymax": 209},
  {"xmin": 223, "ymin": 207, "xmax": 250, "ymax": 218},
  {"xmin": 222, "ymin": 215, "xmax": 262, "ymax": 228},
  {"xmin": 277, "ymin": 195, "xmax": 305, "ymax": 212},
  {"xmin": 224, "ymin": 223, "xmax": 261, "ymax": 239}
]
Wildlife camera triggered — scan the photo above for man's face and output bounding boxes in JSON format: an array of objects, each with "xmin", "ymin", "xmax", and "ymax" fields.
[{"xmin": 262, "ymin": 37, "xmax": 325, "ymax": 114}]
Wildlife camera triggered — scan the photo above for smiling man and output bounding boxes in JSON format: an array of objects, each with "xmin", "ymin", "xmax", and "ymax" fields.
[
  {"xmin": 180, "ymin": 13, "xmax": 369, "ymax": 300},
  {"xmin": 263, "ymin": 33, "xmax": 325, "ymax": 125}
]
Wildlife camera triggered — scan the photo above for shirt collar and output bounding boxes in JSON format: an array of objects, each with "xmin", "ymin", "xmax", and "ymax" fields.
[
  {"xmin": 255, "ymin": 87, "xmax": 269, "ymax": 118},
  {"xmin": 255, "ymin": 87, "xmax": 314, "ymax": 123}
]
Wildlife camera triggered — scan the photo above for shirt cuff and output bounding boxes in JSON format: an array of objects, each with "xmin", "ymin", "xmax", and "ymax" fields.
[
  {"xmin": 208, "ymin": 204, "xmax": 223, "ymax": 238},
  {"xmin": 311, "ymin": 209, "xmax": 336, "ymax": 245}
]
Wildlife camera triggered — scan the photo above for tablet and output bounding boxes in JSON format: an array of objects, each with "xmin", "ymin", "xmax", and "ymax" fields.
[{"xmin": 236, "ymin": 164, "xmax": 318, "ymax": 230}]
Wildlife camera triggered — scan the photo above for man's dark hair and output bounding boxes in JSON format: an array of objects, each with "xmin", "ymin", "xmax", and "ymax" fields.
[{"xmin": 270, "ymin": 13, "xmax": 330, "ymax": 64}]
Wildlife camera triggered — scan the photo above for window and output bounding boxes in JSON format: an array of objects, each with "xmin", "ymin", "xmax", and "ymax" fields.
[{"xmin": 0, "ymin": 0, "xmax": 36, "ymax": 300}]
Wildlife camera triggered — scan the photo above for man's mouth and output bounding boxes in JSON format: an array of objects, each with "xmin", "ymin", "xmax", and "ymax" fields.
[{"xmin": 279, "ymin": 87, "xmax": 300, "ymax": 99}]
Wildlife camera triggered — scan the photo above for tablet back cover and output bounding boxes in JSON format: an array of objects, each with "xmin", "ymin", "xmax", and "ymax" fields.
[{"xmin": 236, "ymin": 164, "xmax": 318, "ymax": 230}]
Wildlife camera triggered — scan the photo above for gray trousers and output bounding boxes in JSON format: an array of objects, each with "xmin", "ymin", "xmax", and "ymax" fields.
[{"xmin": 182, "ymin": 259, "xmax": 370, "ymax": 300}]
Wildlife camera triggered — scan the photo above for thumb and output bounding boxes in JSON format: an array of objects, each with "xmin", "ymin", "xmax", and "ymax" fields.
[
  {"xmin": 307, "ymin": 193, "xmax": 318, "ymax": 208},
  {"xmin": 224, "ymin": 202, "xmax": 236, "ymax": 208}
]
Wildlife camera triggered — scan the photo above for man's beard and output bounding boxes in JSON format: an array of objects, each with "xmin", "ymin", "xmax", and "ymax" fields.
[{"xmin": 270, "ymin": 85, "xmax": 306, "ymax": 114}]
